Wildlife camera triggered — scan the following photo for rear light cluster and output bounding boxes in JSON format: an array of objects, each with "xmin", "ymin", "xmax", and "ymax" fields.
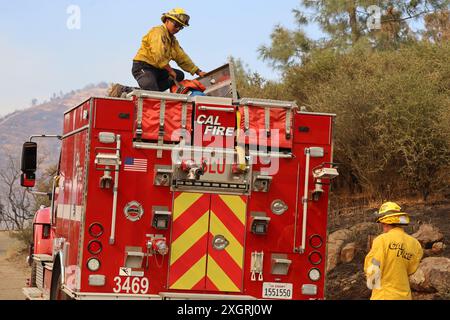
[
  {"xmin": 88, "ymin": 240, "xmax": 102, "ymax": 255},
  {"xmin": 89, "ymin": 223, "xmax": 104, "ymax": 238},
  {"xmin": 307, "ymin": 235, "xmax": 323, "ymax": 282},
  {"xmin": 86, "ymin": 223, "xmax": 104, "ymax": 272},
  {"xmin": 87, "ymin": 257, "xmax": 101, "ymax": 272}
]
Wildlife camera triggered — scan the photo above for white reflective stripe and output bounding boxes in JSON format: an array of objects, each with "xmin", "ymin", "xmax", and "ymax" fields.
[
  {"xmin": 56, "ymin": 204, "xmax": 83, "ymax": 222},
  {"xmin": 372, "ymin": 258, "xmax": 381, "ymax": 267},
  {"xmin": 366, "ymin": 264, "xmax": 381, "ymax": 290}
]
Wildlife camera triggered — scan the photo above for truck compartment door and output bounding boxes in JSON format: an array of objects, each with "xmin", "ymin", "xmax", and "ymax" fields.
[
  {"xmin": 168, "ymin": 193, "xmax": 248, "ymax": 293},
  {"xmin": 168, "ymin": 193, "xmax": 210, "ymax": 291},
  {"xmin": 205, "ymin": 195, "xmax": 247, "ymax": 292}
]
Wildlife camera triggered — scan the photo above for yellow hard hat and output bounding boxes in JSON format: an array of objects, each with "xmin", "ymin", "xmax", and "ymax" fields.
[
  {"xmin": 375, "ymin": 202, "xmax": 409, "ymax": 225},
  {"xmin": 377, "ymin": 212, "xmax": 410, "ymax": 225},
  {"xmin": 377, "ymin": 202, "xmax": 401, "ymax": 215},
  {"xmin": 161, "ymin": 8, "xmax": 190, "ymax": 27}
]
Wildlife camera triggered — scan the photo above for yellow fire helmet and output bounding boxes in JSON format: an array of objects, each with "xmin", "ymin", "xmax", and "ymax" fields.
[
  {"xmin": 375, "ymin": 201, "xmax": 410, "ymax": 225},
  {"xmin": 377, "ymin": 212, "xmax": 410, "ymax": 225},
  {"xmin": 161, "ymin": 8, "xmax": 190, "ymax": 27},
  {"xmin": 377, "ymin": 201, "xmax": 401, "ymax": 215}
]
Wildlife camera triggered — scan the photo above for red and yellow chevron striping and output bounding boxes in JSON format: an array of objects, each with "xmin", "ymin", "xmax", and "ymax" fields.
[
  {"xmin": 168, "ymin": 193, "xmax": 247, "ymax": 292},
  {"xmin": 169, "ymin": 193, "xmax": 210, "ymax": 290}
]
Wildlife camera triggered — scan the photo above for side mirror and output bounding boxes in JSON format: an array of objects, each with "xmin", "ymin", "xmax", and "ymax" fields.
[{"xmin": 20, "ymin": 142, "xmax": 37, "ymax": 188}]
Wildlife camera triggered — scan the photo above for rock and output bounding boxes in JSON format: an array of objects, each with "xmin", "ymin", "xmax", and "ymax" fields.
[
  {"xmin": 327, "ymin": 239, "xmax": 344, "ymax": 272},
  {"xmin": 340, "ymin": 242, "xmax": 357, "ymax": 263},
  {"xmin": 349, "ymin": 222, "xmax": 377, "ymax": 235},
  {"xmin": 329, "ymin": 229, "xmax": 353, "ymax": 242},
  {"xmin": 424, "ymin": 242, "xmax": 447, "ymax": 256},
  {"xmin": 431, "ymin": 242, "xmax": 446, "ymax": 255},
  {"xmin": 410, "ymin": 257, "xmax": 450, "ymax": 294},
  {"xmin": 327, "ymin": 229, "xmax": 353, "ymax": 273},
  {"xmin": 412, "ymin": 292, "xmax": 436, "ymax": 300},
  {"xmin": 412, "ymin": 224, "xmax": 444, "ymax": 247},
  {"xmin": 326, "ymin": 225, "xmax": 378, "ymax": 272}
]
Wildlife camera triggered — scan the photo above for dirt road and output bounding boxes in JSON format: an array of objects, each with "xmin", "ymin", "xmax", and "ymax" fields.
[{"xmin": 0, "ymin": 231, "xmax": 29, "ymax": 300}]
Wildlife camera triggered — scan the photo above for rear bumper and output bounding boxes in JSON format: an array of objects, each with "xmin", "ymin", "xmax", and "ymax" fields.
[
  {"xmin": 62, "ymin": 286, "xmax": 161, "ymax": 300},
  {"xmin": 25, "ymin": 285, "xmax": 258, "ymax": 300},
  {"xmin": 64, "ymin": 286, "xmax": 257, "ymax": 300}
]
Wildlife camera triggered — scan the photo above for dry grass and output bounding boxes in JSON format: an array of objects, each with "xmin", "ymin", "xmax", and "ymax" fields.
[{"xmin": 5, "ymin": 241, "xmax": 27, "ymax": 262}]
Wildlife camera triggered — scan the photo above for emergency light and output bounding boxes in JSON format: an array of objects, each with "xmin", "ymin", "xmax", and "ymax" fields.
[
  {"xmin": 152, "ymin": 208, "xmax": 172, "ymax": 230},
  {"xmin": 313, "ymin": 167, "xmax": 339, "ymax": 180},
  {"xmin": 251, "ymin": 216, "xmax": 271, "ymax": 235}
]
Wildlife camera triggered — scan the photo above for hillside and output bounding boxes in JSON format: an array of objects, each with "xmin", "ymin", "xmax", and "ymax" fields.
[{"xmin": 0, "ymin": 83, "xmax": 108, "ymax": 171}]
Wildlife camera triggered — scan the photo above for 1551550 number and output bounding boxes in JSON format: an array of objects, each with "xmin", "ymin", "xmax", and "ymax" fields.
[{"xmin": 262, "ymin": 282, "xmax": 293, "ymax": 300}]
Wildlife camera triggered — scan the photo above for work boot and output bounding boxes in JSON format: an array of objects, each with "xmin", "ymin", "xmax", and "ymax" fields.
[
  {"xmin": 107, "ymin": 83, "xmax": 137, "ymax": 98},
  {"xmin": 122, "ymin": 86, "xmax": 135, "ymax": 96},
  {"xmin": 107, "ymin": 83, "xmax": 124, "ymax": 97}
]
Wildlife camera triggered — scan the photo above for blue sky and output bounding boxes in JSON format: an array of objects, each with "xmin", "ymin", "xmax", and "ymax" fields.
[{"xmin": 0, "ymin": 0, "xmax": 323, "ymax": 116}]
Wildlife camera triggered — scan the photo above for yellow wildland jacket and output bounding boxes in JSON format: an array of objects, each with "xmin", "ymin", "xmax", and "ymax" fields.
[
  {"xmin": 134, "ymin": 25, "xmax": 199, "ymax": 75},
  {"xmin": 364, "ymin": 227, "xmax": 423, "ymax": 300}
]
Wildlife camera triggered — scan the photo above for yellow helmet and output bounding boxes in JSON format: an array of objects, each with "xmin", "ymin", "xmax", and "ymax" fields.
[
  {"xmin": 377, "ymin": 212, "xmax": 410, "ymax": 225},
  {"xmin": 161, "ymin": 8, "xmax": 190, "ymax": 27},
  {"xmin": 375, "ymin": 202, "xmax": 410, "ymax": 225},
  {"xmin": 377, "ymin": 202, "xmax": 401, "ymax": 215}
]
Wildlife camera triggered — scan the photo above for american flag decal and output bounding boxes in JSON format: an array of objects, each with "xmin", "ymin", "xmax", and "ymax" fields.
[{"xmin": 124, "ymin": 157, "xmax": 148, "ymax": 173}]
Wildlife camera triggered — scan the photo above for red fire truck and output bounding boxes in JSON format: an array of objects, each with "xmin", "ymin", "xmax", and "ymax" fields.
[{"xmin": 20, "ymin": 63, "xmax": 338, "ymax": 300}]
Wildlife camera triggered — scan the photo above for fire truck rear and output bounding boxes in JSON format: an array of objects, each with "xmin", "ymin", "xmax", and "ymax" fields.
[{"xmin": 20, "ymin": 64, "xmax": 338, "ymax": 300}]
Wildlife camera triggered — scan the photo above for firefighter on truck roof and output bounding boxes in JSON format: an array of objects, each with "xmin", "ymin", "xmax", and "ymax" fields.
[
  {"xmin": 109, "ymin": 8, "xmax": 207, "ymax": 97},
  {"xmin": 364, "ymin": 202, "xmax": 423, "ymax": 300}
]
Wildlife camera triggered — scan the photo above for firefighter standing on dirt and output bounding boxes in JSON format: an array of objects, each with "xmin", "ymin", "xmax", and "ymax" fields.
[{"xmin": 364, "ymin": 202, "xmax": 423, "ymax": 300}]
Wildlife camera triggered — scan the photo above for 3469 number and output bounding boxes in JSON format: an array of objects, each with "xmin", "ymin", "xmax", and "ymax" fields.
[{"xmin": 113, "ymin": 277, "xmax": 149, "ymax": 294}]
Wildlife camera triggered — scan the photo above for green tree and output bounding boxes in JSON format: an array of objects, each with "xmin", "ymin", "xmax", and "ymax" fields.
[
  {"xmin": 283, "ymin": 42, "xmax": 450, "ymax": 201},
  {"xmin": 302, "ymin": 0, "xmax": 449, "ymax": 44},
  {"xmin": 259, "ymin": 0, "xmax": 450, "ymax": 72},
  {"xmin": 231, "ymin": 57, "xmax": 290, "ymax": 101},
  {"xmin": 258, "ymin": 22, "xmax": 313, "ymax": 71}
]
